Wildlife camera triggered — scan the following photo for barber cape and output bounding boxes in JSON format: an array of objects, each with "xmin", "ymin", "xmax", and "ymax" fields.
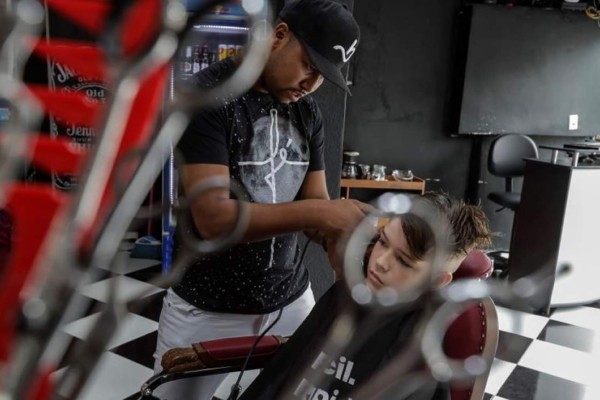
[{"xmin": 240, "ymin": 281, "xmax": 450, "ymax": 400}]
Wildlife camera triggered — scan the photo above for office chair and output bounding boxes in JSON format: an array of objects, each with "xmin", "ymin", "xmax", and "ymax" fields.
[
  {"xmin": 486, "ymin": 134, "xmax": 538, "ymax": 277},
  {"xmin": 139, "ymin": 250, "xmax": 499, "ymax": 400}
]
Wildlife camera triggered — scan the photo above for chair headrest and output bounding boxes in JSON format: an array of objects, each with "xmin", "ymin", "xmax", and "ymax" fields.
[{"xmin": 453, "ymin": 250, "xmax": 493, "ymax": 280}]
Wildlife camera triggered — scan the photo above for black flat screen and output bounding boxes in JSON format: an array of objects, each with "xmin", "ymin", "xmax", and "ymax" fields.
[{"xmin": 458, "ymin": 5, "xmax": 600, "ymax": 136}]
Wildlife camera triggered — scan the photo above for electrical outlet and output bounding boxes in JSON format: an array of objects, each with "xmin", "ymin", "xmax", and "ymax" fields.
[{"xmin": 569, "ymin": 114, "xmax": 579, "ymax": 130}]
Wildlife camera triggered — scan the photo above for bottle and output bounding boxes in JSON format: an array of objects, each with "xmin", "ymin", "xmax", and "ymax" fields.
[
  {"xmin": 372, "ymin": 164, "xmax": 387, "ymax": 181},
  {"xmin": 342, "ymin": 151, "xmax": 359, "ymax": 179},
  {"xmin": 227, "ymin": 44, "xmax": 236, "ymax": 58},
  {"xmin": 200, "ymin": 45, "xmax": 210, "ymax": 70},
  {"xmin": 218, "ymin": 44, "xmax": 227, "ymax": 61},
  {"xmin": 182, "ymin": 46, "xmax": 192, "ymax": 76},
  {"xmin": 192, "ymin": 46, "xmax": 201, "ymax": 74}
]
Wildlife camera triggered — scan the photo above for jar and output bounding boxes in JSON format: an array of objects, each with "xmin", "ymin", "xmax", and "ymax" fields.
[
  {"xmin": 372, "ymin": 164, "xmax": 387, "ymax": 181},
  {"xmin": 342, "ymin": 163, "xmax": 358, "ymax": 179},
  {"xmin": 342, "ymin": 151, "xmax": 360, "ymax": 179},
  {"xmin": 358, "ymin": 164, "xmax": 371, "ymax": 180}
]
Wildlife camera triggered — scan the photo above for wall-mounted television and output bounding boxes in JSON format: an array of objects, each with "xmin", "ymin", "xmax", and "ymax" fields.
[{"xmin": 457, "ymin": 4, "xmax": 600, "ymax": 136}]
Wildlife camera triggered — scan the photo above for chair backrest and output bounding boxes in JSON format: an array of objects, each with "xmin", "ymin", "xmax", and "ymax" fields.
[
  {"xmin": 488, "ymin": 134, "xmax": 538, "ymax": 178},
  {"xmin": 443, "ymin": 250, "xmax": 499, "ymax": 400},
  {"xmin": 452, "ymin": 250, "xmax": 494, "ymax": 280}
]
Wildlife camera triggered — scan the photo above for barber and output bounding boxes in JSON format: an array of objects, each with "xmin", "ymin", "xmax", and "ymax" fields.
[{"xmin": 152, "ymin": 1, "xmax": 371, "ymax": 398}]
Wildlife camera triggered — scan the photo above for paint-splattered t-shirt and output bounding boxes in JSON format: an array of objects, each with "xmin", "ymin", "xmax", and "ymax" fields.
[{"xmin": 173, "ymin": 58, "xmax": 325, "ymax": 314}]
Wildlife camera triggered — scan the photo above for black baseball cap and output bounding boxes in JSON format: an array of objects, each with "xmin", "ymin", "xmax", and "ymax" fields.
[{"xmin": 279, "ymin": 0, "xmax": 360, "ymax": 94}]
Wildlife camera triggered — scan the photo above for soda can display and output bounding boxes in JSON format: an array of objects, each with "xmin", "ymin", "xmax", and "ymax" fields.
[
  {"xmin": 235, "ymin": 45, "xmax": 243, "ymax": 57},
  {"xmin": 218, "ymin": 44, "xmax": 228, "ymax": 61}
]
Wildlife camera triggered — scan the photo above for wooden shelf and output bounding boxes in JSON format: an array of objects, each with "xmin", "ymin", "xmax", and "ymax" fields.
[{"xmin": 340, "ymin": 176, "xmax": 426, "ymax": 198}]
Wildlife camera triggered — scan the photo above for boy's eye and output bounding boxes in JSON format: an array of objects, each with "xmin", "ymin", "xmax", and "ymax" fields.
[
  {"xmin": 377, "ymin": 237, "xmax": 388, "ymax": 247},
  {"xmin": 397, "ymin": 257, "xmax": 412, "ymax": 268}
]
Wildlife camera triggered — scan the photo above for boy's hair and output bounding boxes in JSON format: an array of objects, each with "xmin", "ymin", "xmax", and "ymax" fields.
[
  {"xmin": 364, "ymin": 191, "xmax": 492, "ymax": 273},
  {"xmin": 420, "ymin": 191, "xmax": 493, "ymax": 257},
  {"xmin": 399, "ymin": 212, "xmax": 436, "ymax": 262}
]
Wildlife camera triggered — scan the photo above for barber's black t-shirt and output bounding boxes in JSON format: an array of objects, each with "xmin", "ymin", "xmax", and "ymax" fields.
[{"xmin": 173, "ymin": 58, "xmax": 326, "ymax": 314}]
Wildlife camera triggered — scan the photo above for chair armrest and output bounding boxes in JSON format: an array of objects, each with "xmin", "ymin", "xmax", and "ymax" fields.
[{"xmin": 161, "ymin": 335, "xmax": 288, "ymax": 373}]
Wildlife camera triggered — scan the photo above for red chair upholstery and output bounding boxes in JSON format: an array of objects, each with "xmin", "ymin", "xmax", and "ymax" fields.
[
  {"xmin": 443, "ymin": 250, "xmax": 499, "ymax": 400},
  {"xmin": 452, "ymin": 250, "xmax": 494, "ymax": 280},
  {"xmin": 160, "ymin": 335, "xmax": 287, "ymax": 373}
]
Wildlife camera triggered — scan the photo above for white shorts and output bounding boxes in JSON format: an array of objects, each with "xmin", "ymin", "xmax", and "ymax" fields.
[{"xmin": 152, "ymin": 285, "xmax": 315, "ymax": 400}]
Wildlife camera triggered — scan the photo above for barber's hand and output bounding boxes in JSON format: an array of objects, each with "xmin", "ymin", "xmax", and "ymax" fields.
[
  {"xmin": 319, "ymin": 199, "xmax": 374, "ymax": 280},
  {"xmin": 319, "ymin": 199, "xmax": 375, "ymax": 239}
]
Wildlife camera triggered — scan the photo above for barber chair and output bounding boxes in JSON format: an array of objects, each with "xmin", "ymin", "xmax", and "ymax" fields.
[
  {"xmin": 443, "ymin": 250, "xmax": 498, "ymax": 400},
  {"xmin": 486, "ymin": 134, "xmax": 538, "ymax": 278},
  {"xmin": 139, "ymin": 250, "xmax": 498, "ymax": 400}
]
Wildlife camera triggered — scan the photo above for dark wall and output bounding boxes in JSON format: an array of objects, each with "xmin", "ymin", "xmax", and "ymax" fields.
[
  {"xmin": 345, "ymin": 0, "xmax": 472, "ymax": 199},
  {"xmin": 302, "ymin": 0, "xmax": 353, "ymax": 300},
  {"xmin": 305, "ymin": 0, "xmax": 471, "ymax": 300},
  {"xmin": 301, "ymin": 77, "xmax": 349, "ymax": 298},
  {"xmin": 343, "ymin": 0, "xmax": 586, "ymax": 251}
]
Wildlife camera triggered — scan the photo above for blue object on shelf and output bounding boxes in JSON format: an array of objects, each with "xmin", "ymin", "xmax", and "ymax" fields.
[
  {"xmin": 162, "ymin": 225, "xmax": 175, "ymax": 275},
  {"xmin": 131, "ymin": 235, "xmax": 162, "ymax": 260}
]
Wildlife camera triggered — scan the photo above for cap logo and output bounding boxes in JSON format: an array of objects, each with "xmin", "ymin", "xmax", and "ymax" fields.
[{"xmin": 333, "ymin": 39, "xmax": 358, "ymax": 63}]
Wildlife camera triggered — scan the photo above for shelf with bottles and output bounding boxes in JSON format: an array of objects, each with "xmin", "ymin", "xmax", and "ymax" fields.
[
  {"xmin": 173, "ymin": 0, "xmax": 265, "ymax": 84},
  {"xmin": 176, "ymin": 41, "xmax": 246, "ymax": 82}
]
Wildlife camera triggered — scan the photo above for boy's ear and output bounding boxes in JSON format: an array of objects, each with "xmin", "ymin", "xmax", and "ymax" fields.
[{"xmin": 435, "ymin": 272, "xmax": 453, "ymax": 289}]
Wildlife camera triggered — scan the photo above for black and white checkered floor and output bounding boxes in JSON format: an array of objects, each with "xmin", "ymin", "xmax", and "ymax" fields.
[{"xmin": 51, "ymin": 251, "xmax": 600, "ymax": 400}]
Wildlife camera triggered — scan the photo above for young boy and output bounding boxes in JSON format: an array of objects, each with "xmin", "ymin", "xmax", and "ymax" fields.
[{"xmin": 363, "ymin": 191, "xmax": 492, "ymax": 293}]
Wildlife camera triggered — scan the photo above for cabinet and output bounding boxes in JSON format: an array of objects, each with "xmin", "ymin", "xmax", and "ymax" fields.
[{"xmin": 509, "ymin": 159, "xmax": 600, "ymax": 314}]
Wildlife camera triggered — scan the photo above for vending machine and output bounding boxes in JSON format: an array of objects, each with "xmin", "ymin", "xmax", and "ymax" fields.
[{"xmin": 176, "ymin": 1, "xmax": 260, "ymax": 84}]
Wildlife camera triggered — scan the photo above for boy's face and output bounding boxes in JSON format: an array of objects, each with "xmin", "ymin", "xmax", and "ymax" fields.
[
  {"xmin": 366, "ymin": 219, "xmax": 430, "ymax": 292},
  {"xmin": 366, "ymin": 218, "xmax": 463, "ymax": 292},
  {"xmin": 258, "ymin": 23, "xmax": 325, "ymax": 104}
]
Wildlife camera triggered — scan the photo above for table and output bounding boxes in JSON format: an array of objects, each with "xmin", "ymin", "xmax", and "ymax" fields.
[
  {"xmin": 539, "ymin": 144, "xmax": 599, "ymax": 167},
  {"xmin": 340, "ymin": 176, "xmax": 426, "ymax": 199}
]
